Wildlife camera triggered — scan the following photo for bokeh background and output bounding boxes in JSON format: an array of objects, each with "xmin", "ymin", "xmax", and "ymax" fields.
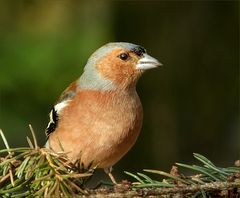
[{"xmin": 0, "ymin": 0, "xmax": 239, "ymax": 182}]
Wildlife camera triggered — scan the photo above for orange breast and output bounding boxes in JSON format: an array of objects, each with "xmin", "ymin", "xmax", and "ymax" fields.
[{"xmin": 48, "ymin": 89, "xmax": 143, "ymax": 169}]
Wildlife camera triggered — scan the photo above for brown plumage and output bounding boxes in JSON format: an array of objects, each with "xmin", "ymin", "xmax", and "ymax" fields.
[{"xmin": 45, "ymin": 42, "xmax": 162, "ymax": 183}]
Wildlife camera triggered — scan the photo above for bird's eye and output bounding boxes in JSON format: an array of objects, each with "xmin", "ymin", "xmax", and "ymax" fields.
[{"xmin": 118, "ymin": 53, "xmax": 129, "ymax": 61}]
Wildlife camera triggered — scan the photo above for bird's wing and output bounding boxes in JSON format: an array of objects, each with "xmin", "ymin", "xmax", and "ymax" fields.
[{"xmin": 45, "ymin": 80, "xmax": 78, "ymax": 138}]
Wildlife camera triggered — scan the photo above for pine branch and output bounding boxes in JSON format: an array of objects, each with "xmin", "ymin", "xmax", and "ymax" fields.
[
  {"xmin": 0, "ymin": 127, "xmax": 94, "ymax": 197},
  {"xmin": 0, "ymin": 127, "xmax": 239, "ymax": 197},
  {"xmin": 125, "ymin": 153, "xmax": 240, "ymax": 197}
]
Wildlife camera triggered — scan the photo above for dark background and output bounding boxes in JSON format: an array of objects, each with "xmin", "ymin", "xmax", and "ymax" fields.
[{"xmin": 0, "ymin": 0, "xmax": 239, "ymax": 182}]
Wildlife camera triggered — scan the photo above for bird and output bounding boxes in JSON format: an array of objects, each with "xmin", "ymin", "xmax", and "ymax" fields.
[{"xmin": 45, "ymin": 42, "xmax": 162, "ymax": 184}]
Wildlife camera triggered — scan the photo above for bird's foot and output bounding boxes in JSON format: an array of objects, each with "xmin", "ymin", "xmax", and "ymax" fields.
[{"xmin": 107, "ymin": 171, "xmax": 118, "ymax": 185}]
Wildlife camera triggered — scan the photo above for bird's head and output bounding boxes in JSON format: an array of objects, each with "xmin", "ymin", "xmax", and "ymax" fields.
[{"xmin": 78, "ymin": 42, "xmax": 162, "ymax": 91}]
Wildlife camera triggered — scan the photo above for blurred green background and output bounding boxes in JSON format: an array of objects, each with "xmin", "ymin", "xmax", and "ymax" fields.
[{"xmin": 0, "ymin": 0, "xmax": 239, "ymax": 182}]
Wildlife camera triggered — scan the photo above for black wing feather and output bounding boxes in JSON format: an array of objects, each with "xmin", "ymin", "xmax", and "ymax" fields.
[
  {"xmin": 45, "ymin": 80, "xmax": 77, "ymax": 139},
  {"xmin": 45, "ymin": 107, "xmax": 59, "ymax": 139}
]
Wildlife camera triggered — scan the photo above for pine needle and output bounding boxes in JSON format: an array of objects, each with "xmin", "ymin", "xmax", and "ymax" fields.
[
  {"xmin": 144, "ymin": 169, "xmax": 191, "ymax": 184},
  {"xmin": 0, "ymin": 129, "xmax": 12, "ymax": 156},
  {"xmin": 28, "ymin": 124, "xmax": 38, "ymax": 149}
]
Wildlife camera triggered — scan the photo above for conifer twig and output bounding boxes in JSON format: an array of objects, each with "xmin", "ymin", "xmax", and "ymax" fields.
[
  {"xmin": 0, "ymin": 128, "xmax": 93, "ymax": 197},
  {"xmin": 126, "ymin": 153, "xmax": 240, "ymax": 197}
]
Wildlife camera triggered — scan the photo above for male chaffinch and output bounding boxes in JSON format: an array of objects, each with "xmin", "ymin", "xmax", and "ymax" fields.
[{"xmin": 45, "ymin": 42, "xmax": 162, "ymax": 184}]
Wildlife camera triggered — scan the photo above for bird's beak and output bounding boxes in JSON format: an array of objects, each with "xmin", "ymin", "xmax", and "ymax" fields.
[{"xmin": 136, "ymin": 54, "xmax": 162, "ymax": 70}]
